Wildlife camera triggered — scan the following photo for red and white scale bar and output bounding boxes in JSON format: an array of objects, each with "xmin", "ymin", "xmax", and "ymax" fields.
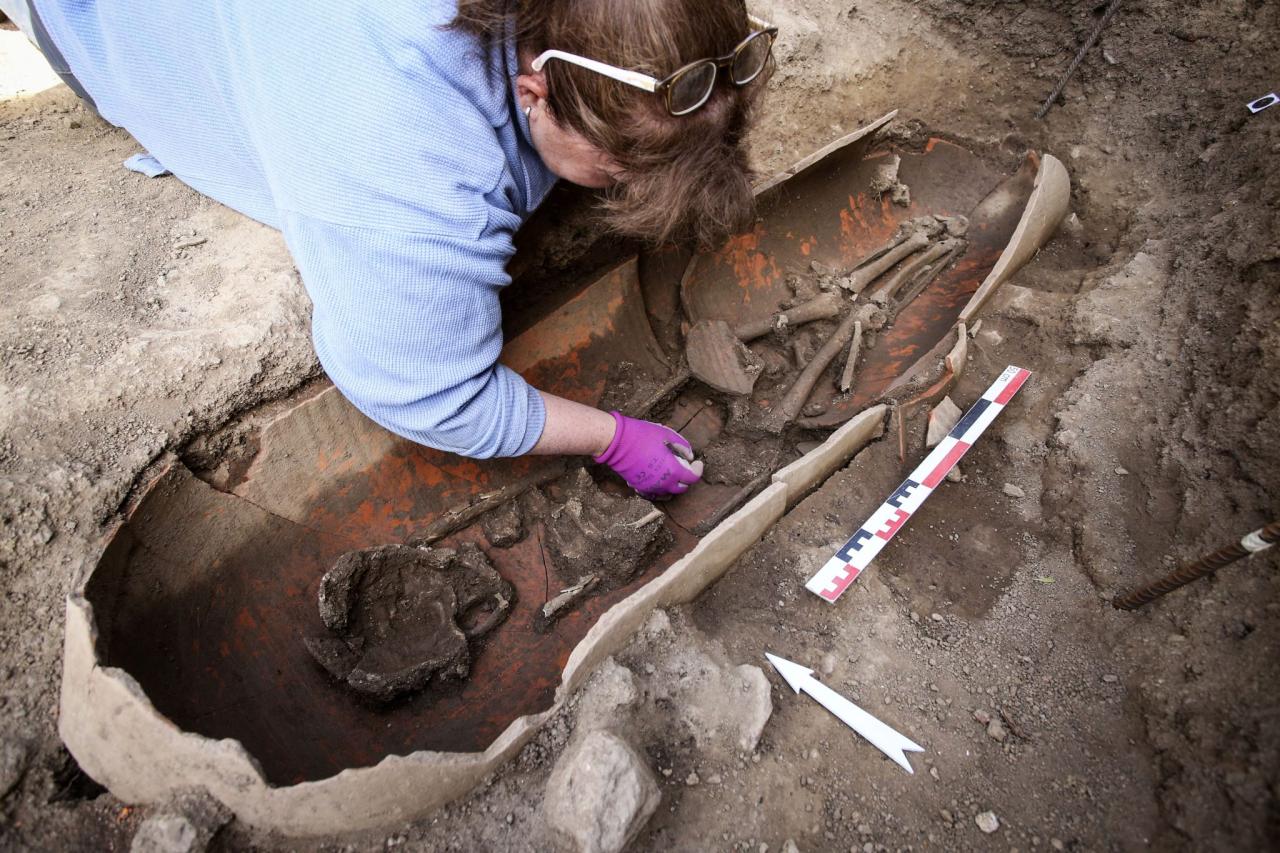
[{"xmin": 806, "ymin": 365, "xmax": 1032, "ymax": 604}]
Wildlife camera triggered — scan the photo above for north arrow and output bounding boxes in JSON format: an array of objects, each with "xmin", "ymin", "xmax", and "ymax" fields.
[{"xmin": 766, "ymin": 652, "xmax": 925, "ymax": 774}]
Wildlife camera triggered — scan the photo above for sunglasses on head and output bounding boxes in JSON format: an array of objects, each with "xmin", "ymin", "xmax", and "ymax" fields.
[{"xmin": 531, "ymin": 14, "xmax": 778, "ymax": 116}]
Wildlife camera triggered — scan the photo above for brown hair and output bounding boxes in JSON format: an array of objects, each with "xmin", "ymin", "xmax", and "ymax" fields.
[{"xmin": 453, "ymin": 0, "xmax": 765, "ymax": 248}]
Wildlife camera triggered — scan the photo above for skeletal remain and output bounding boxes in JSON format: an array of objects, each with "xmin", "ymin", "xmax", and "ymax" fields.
[
  {"xmin": 842, "ymin": 230, "xmax": 932, "ymax": 294},
  {"xmin": 541, "ymin": 574, "xmax": 599, "ymax": 621},
  {"xmin": 868, "ymin": 240, "xmax": 949, "ymax": 306},
  {"xmin": 941, "ymin": 214, "xmax": 969, "ymax": 238},
  {"xmin": 733, "ymin": 292, "xmax": 844, "ymax": 341},
  {"xmin": 622, "ymin": 363, "xmax": 691, "ymax": 419},
  {"xmin": 765, "ymin": 308, "xmax": 864, "ymax": 433},
  {"xmin": 893, "ymin": 240, "xmax": 965, "ymax": 308},
  {"xmin": 410, "ymin": 474, "xmax": 559, "ymax": 546},
  {"xmin": 692, "ymin": 444, "xmax": 784, "ymax": 536},
  {"xmin": 838, "ymin": 321, "xmax": 864, "ymax": 393}
]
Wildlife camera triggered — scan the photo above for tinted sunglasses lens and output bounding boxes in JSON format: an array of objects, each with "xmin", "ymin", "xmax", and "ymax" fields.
[
  {"xmin": 668, "ymin": 62, "xmax": 716, "ymax": 115},
  {"xmin": 731, "ymin": 31, "xmax": 773, "ymax": 85}
]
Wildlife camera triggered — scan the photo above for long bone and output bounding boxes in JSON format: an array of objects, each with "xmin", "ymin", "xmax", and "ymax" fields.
[
  {"xmin": 733, "ymin": 292, "xmax": 844, "ymax": 341},
  {"xmin": 892, "ymin": 240, "xmax": 966, "ymax": 309},
  {"xmin": 842, "ymin": 230, "xmax": 932, "ymax": 294},
  {"xmin": 869, "ymin": 238, "xmax": 959, "ymax": 306}
]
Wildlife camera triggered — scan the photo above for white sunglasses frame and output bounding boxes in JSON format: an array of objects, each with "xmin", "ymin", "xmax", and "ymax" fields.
[{"xmin": 530, "ymin": 14, "xmax": 776, "ymax": 108}]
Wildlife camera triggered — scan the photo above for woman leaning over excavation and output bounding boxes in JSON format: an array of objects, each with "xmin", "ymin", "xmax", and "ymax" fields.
[{"xmin": 11, "ymin": 0, "xmax": 775, "ymax": 497}]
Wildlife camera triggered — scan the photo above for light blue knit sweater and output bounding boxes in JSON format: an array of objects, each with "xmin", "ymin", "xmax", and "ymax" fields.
[{"xmin": 37, "ymin": 0, "xmax": 558, "ymax": 457}]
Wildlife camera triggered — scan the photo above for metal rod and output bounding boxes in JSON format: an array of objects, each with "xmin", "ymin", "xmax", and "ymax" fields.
[
  {"xmin": 1112, "ymin": 520, "xmax": 1280, "ymax": 611},
  {"xmin": 1036, "ymin": 0, "xmax": 1123, "ymax": 119}
]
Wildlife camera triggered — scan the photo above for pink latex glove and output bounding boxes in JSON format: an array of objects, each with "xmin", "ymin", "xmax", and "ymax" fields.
[{"xmin": 593, "ymin": 412, "xmax": 704, "ymax": 500}]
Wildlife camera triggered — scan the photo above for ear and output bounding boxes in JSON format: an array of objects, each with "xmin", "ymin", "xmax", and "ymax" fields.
[{"xmin": 515, "ymin": 72, "xmax": 549, "ymax": 111}]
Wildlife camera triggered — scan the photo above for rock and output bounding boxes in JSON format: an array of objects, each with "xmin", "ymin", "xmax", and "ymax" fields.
[
  {"xmin": 650, "ymin": 646, "xmax": 773, "ymax": 752},
  {"xmin": 685, "ymin": 771, "xmax": 700, "ymax": 786},
  {"xmin": 576, "ymin": 658, "xmax": 639, "ymax": 731},
  {"xmin": 973, "ymin": 709, "xmax": 992, "ymax": 725},
  {"xmin": 986, "ymin": 719, "xmax": 1007, "ymax": 742},
  {"xmin": 642, "ymin": 609, "xmax": 672, "ymax": 639},
  {"xmin": 929, "ymin": 612, "xmax": 944, "ymax": 623},
  {"xmin": 480, "ymin": 500, "xmax": 524, "ymax": 548},
  {"xmin": 130, "ymin": 790, "xmax": 231, "ymax": 853},
  {"xmin": 1102, "ymin": 674, "xmax": 1119, "ymax": 684},
  {"xmin": 544, "ymin": 731, "xmax": 661, "ymax": 853},
  {"xmin": 975, "ymin": 811, "xmax": 1000, "ymax": 834},
  {"xmin": 926, "ymin": 397, "xmax": 963, "ymax": 448},
  {"xmin": 1001, "ymin": 483, "xmax": 1025, "ymax": 498},
  {"xmin": 945, "ymin": 465, "xmax": 964, "ymax": 483},
  {"xmin": 0, "ymin": 738, "xmax": 30, "ymax": 800},
  {"xmin": 820, "ymin": 652, "xmax": 837, "ymax": 676},
  {"xmin": 781, "ymin": 840, "xmax": 800, "ymax": 853}
]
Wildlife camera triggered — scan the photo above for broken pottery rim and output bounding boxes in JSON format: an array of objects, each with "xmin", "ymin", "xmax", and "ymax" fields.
[{"xmin": 59, "ymin": 122, "xmax": 1069, "ymax": 835}]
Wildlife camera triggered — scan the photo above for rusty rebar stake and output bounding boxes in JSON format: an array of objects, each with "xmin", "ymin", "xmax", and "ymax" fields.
[
  {"xmin": 1036, "ymin": 0, "xmax": 1123, "ymax": 119},
  {"xmin": 1112, "ymin": 520, "xmax": 1280, "ymax": 610}
]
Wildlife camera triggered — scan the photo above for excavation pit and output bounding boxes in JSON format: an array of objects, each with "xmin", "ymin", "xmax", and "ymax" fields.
[{"xmin": 60, "ymin": 113, "xmax": 1068, "ymax": 835}]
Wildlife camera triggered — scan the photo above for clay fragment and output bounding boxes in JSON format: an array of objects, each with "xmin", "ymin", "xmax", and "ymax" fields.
[
  {"xmin": 304, "ymin": 543, "xmax": 513, "ymax": 703},
  {"xmin": 685, "ymin": 320, "xmax": 763, "ymax": 396},
  {"xmin": 545, "ymin": 470, "xmax": 673, "ymax": 588},
  {"xmin": 926, "ymin": 396, "xmax": 963, "ymax": 448}
]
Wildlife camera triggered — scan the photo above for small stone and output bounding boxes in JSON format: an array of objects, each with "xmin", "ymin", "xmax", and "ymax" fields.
[
  {"xmin": 130, "ymin": 790, "xmax": 232, "ymax": 853},
  {"xmin": 1050, "ymin": 839, "xmax": 1065, "ymax": 851},
  {"xmin": 1115, "ymin": 467, "xmax": 1129, "ymax": 476},
  {"xmin": 986, "ymin": 720, "xmax": 1007, "ymax": 742},
  {"xmin": 820, "ymin": 653, "xmax": 837, "ymax": 676},
  {"xmin": 544, "ymin": 731, "xmax": 661, "ymax": 853},
  {"xmin": 939, "ymin": 808, "xmax": 953, "ymax": 823},
  {"xmin": 945, "ymin": 466, "xmax": 964, "ymax": 483},
  {"xmin": 910, "ymin": 611, "xmax": 921, "ymax": 624},
  {"xmin": 1102, "ymin": 674, "xmax": 1119, "ymax": 684},
  {"xmin": 686, "ymin": 771, "xmax": 700, "ymax": 786},
  {"xmin": 0, "ymin": 738, "xmax": 30, "ymax": 800},
  {"xmin": 975, "ymin": 811, "xmax": 1000, "ymax": 834},
  {"xmin": 929, "ymin": 613, "xmax": 944, "ymax": 623},
  {"xmin": 707, "ymin": 773, "xmax": 722, "ymax": 785},
  {"xmin": 781, "ymin": 840, "xmax": 800, "ymax": 853},
  {"xmin": 929, "ymin": 766, "xmax": 940, "ymax": 781},
  {"xmin": 1001, "ymin": 483, "xmax": 1025, "ymax": 499},
  {"xmin": 973, "ymin": 709, "xmax": 992, "ymax": 725}
]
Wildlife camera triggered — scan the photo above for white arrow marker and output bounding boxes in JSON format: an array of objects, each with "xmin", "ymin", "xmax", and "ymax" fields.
[{"xmin": 766, "ymin": 652, "xmax": 925, "ymax": 774}]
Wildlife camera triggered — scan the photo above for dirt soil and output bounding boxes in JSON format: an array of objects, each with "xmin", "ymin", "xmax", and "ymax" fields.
[{"xmin": 2, "ymin": 0, "xmax": 1278, "ymax": 851}]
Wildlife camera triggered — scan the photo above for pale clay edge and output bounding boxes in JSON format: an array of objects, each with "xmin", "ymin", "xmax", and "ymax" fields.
[{"xmin": 61, "ymin": 407, "xmax": 886, "ymax": 836}]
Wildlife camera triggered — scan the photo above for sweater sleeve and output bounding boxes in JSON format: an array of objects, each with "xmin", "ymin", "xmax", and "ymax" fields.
[{"xmin": 281, "ymin": 211, "xmax": 546, "ymax": 459}]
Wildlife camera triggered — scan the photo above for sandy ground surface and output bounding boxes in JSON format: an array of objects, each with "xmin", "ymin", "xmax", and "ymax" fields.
[{"xmin": 2, "ymin": 0, "xmax": 1278, "ymax": 850}]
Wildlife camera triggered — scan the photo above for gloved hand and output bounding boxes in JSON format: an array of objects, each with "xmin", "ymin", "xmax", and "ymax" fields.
[{"xmin": 593, "ymin": 412, "xmax": 704, "ymax": 500}]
